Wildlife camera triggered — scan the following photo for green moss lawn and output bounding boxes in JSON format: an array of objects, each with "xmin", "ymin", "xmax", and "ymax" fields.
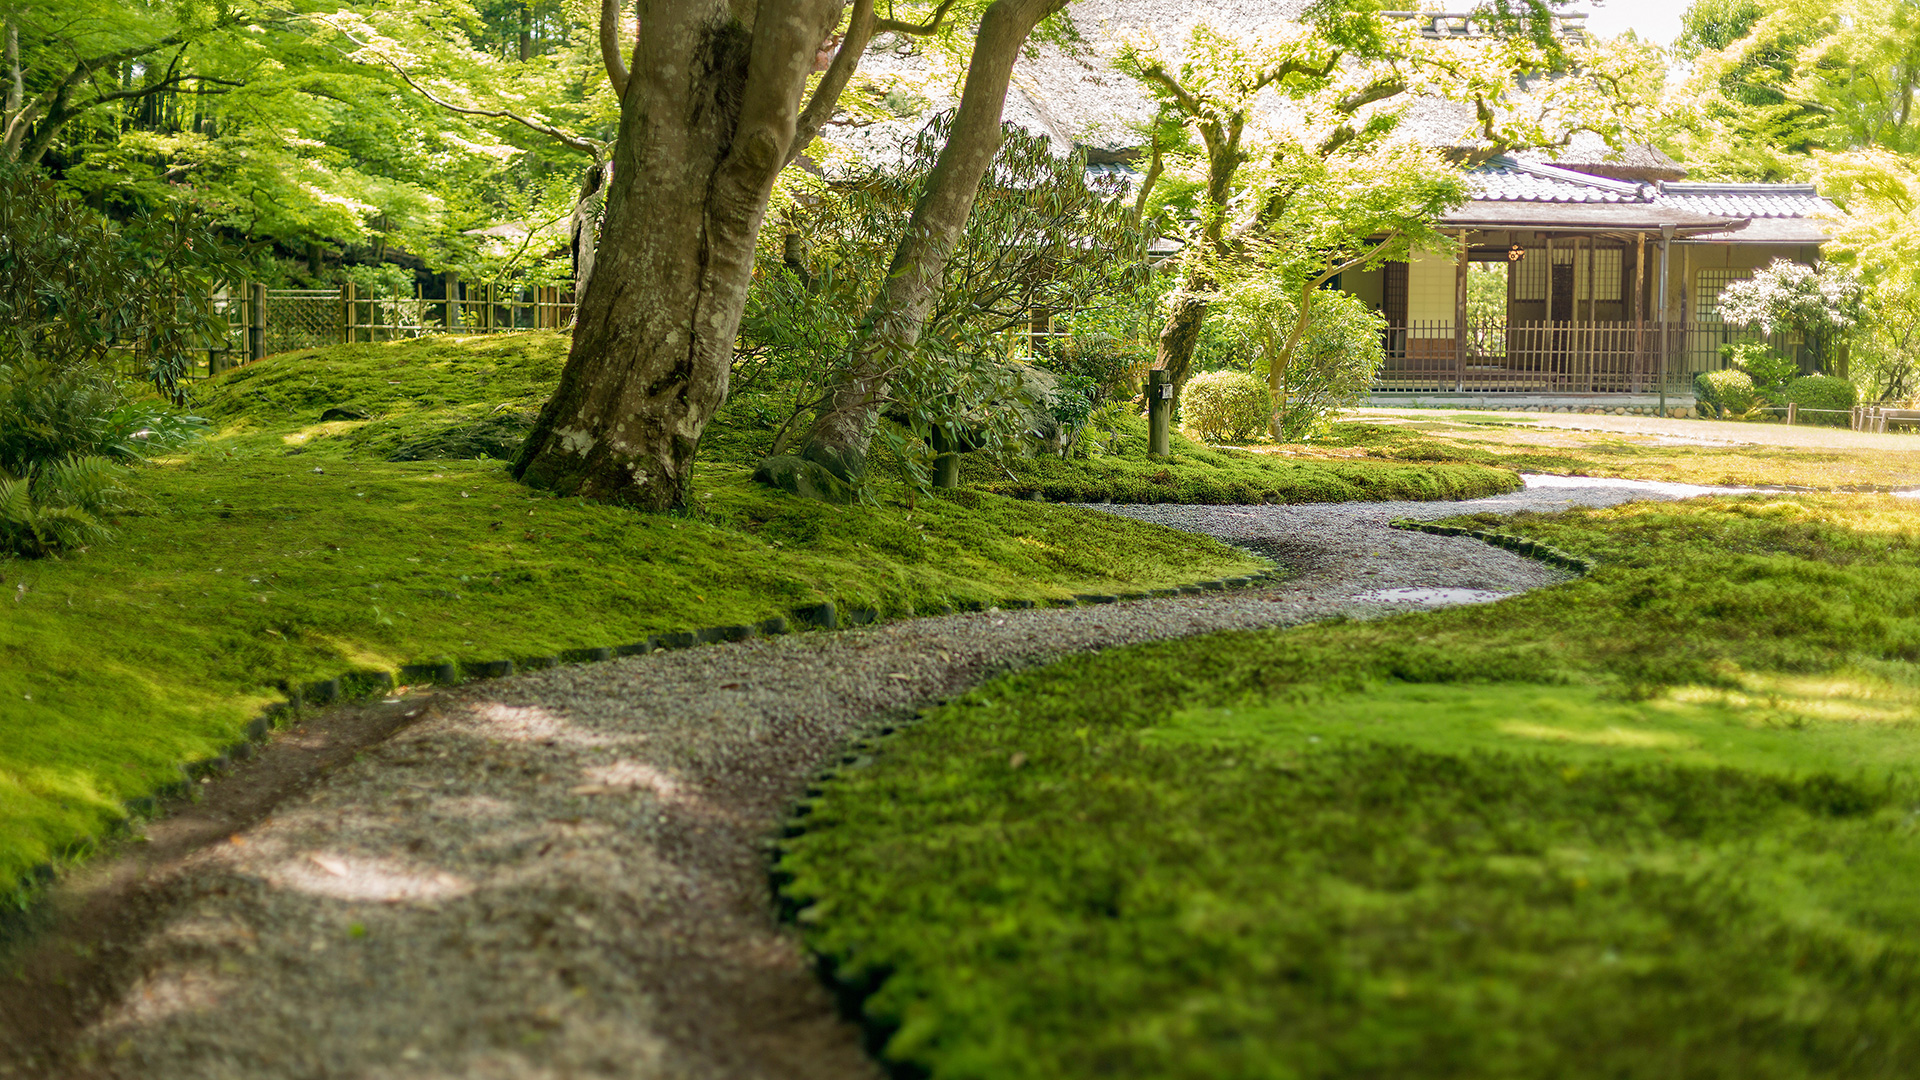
[
  {"xmin": 1, "ymin": 332, "xmax": 1270, "ymax": 904},
  {"xmin": 1320, "ymin": 415, "xmax": 1920, "ymax": 490},
  {"xmin": 960, "ymin": 413, "xmax": 1521, "ymax": 504},
  {"xmin": 780, "ymin": 495, "xmax": 1920, "ymax": 1079}
]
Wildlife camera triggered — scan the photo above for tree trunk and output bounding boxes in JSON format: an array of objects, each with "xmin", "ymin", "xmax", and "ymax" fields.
[
  {"xmin": 779, "ymin": 0, "xmax": 1065, "ymax": 484},
  {"xmin": 566, "ymin": 160, "xmax": 608, "ymax": 323},
  {"xmin": 1155, "ymin": 288, "xmax": 1211, "ymax": 390},
  {"xmin": 513, "ymin": 1, "xmax": 840, "ymax": 510},
  {"xmin": 1150, "ymin": 137, "xmax": 1238, "ymax": 401}
]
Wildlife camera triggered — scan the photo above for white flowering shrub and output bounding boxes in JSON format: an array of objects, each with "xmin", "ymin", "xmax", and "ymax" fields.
[{"xmin": 1719, "ymin": 260, "xmax": 1862, "ymax": 344}]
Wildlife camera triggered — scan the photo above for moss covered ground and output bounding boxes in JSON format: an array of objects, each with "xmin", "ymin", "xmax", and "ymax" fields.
[
  {"xmin": 958, "ymin": 413, "xmax": 1521, "ymax": 504},
  {"xmin": 0, "ymin": 333, "xmax": 1271, "ymax": 904},
  {"xmin": 780, "ymin": 495, "xmax": 1920, "ymax": 1079},
  {"xmin": 1318, "ymin": 414, "xmax": 1920, "ymax": 490}
]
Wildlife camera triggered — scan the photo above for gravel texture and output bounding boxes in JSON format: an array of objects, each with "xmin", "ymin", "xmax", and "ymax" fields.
[{"xmin": 30, "ymin": 478, "xmax": 1739, "ymax": 1079}]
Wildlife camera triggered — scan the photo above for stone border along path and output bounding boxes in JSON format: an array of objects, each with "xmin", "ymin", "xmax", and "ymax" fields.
[{"xmin": 0, "ymin": 477, "xmax": 1755, "ymax": 1080}]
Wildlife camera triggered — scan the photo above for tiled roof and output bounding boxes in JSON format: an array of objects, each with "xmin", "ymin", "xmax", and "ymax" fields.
[
  {"xmin": 1653, "ymin": 182, "xmax": 1833, "ymax": 219},
  {"xmin": 1465, "ymin": 158, "xmax": 1834, "ymax": 227},
  {"xmin": 1470, "ymin": 157, "xmax": 1649, "ymax": 203}
]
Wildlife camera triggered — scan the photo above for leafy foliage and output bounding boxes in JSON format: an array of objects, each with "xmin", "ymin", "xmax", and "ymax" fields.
[
  {"xmin": 0, "ymin": 164, "xmax": 238, "ymax": 399},
  {"xmin": 1666, "ymin": 0, "xmax": 1920, "ymax": 178},
  {"xmin": 739, "ymin": 120, "xmax": 1150, "ymax": 490},
  {"xmin": 1721, "ymin": 340, "xmax": 1799, "ymax": 397},
  {"xmin": 1816, "ymin": 149, "xmax": 1920, "ymax": 401},
  {"xmin": 0, "ymin": 456, "xmax": 125, "ymax": 557},
  {"xmin": 1220, "ymin": 279, "xmax": 1390, "ymax": 442}
]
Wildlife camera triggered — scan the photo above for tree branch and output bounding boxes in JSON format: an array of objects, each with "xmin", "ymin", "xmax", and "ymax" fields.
[
  {"xmin": 1132, "ymin": 124, "xmax": 1164, "ymax": 221},
  {"xmin": 1251, "ymin": 54, "xmax": 1339, "ymax": 93},
  {"xmin": 874, "ymin": 0, "xmax": 959, "ymax": 35},
  {"xmin": 379, "ymin": 54, "xmax": 603, "ymax": 157},
  {"xmin": 6, "ymin": 29, "xmax": 196, "ymax": 160},
  {"xmin": 789, "ymin": 0, "xmax": 875, "ymax": 166},
  {"xmin": 599, "ymin": 0, "xmax": 628, "ymax": 101},
  {"xmin": 1270, "ymin": 231, "xmax": 1400, "ymax": 397}
]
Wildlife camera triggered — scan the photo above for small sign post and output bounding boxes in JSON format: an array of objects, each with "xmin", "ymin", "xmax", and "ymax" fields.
[{"xmin": 1148, "ymin": 369, "xmax": 1172, "ymax": 461}]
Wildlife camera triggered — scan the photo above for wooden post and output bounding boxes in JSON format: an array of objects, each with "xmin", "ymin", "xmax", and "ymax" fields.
[
  {"xmin": 1148, "ymin": 369, "xmax": 1172, "ymax": 461},
  {"xmin": 1544, "ymin": 235, "xmax": 1556, "ymax": 392},
  {"xmin": 445, "ymin": 272, "xmax": 462, "ymax": 328},
  {"xmin": 341, "ymin": 283, "xmax": 354, "ymax": 344},
  {"xmin": 1454, "ymin": 230, "xmax": 1468, "ymax": 392},
  {"xmin": 1787, "ymin": 401, "xmax": 1797, "ymax": 425},
  {"xmin": 249, "ymin": 282, "xmax": 267, "ymax": 363}
]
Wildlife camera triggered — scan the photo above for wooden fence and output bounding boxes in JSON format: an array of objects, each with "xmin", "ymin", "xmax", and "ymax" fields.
[
  {"xmin": 1376, "ymin": 320, "xmax": 1806, "ymax": 396},
  {"xmin": 150, "ymin": 282, "xmax": 578, "ymax": 384}
]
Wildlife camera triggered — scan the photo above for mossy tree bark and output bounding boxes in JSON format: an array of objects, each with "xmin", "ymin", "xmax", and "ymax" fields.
[
  {"xmin": 780, "ymin": 0, "xmax": 1067, "ymax": 485},
  {"xmin": 513, "ymin": 1, "xmax": 847, "ymax": 510}
]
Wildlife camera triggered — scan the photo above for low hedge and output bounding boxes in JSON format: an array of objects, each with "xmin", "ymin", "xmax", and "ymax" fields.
[
  {"xmin": 1785, "ymin": 375, "xmax": 1856, "ymax": 426},
  {"xmin": 1694, "ymin": 368, "xmax": 1757, "ymax": 418}
]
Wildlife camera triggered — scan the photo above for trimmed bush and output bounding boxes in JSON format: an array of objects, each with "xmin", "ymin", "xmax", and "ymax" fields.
[
  {"xmin": 1784, "ymin": 374, "xmax": 1857, "ymax": 425},
  {"xmin": 1180, "ymin": 369, "xmax": 1270, "ymax": 442},
  {"xmin": 1695, "ymin": 368, "xmax": 1757, "ymax": 418}
]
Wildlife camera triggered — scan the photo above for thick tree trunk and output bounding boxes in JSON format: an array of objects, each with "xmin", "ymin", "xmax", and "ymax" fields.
[
  {"xmin": 1150, "ymin": 143, "xmax": 1237, "ymax": 401},
  {"xmin": 514, "ymin": 1, "xmax": 839, "ymax": 510},
  {"xmin": 1155, "ymin": 287, "xmax": 1212, "ymax": 390},
  {"xmin": 779, "ymin": 0, "xmax": 1065, "ymax": 484}
]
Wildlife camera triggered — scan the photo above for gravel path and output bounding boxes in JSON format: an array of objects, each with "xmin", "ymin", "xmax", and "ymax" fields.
[
  {"xmin": 22, "ymin": 478, "xmax": 1743, "ymax": 1079},
  {"xmin": 1355, "ymin": 405, "xmax": 1920, "ymax": 452}
]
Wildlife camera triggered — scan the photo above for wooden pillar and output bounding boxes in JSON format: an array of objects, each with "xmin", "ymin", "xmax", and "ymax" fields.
[
  {"xmin": 1454, "ymin": 230, "xmax": 1468, "ymax": 392},
  {"xmin": 1544, "ymin": 235, "xmax": 1556, "ymax": 391},
  {"xmin": 1657, "ymin": 225, "xmax": 1673, "ymax": 416},
  {"xmin": 1632, "ymin": 234, "xmax": 1645, "ymax": 393},
  {"xmin": 1586, "ymin": 234, "xmax": 1598, "ymax": 390}
]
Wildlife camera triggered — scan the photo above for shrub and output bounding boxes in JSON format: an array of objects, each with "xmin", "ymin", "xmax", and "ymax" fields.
[
  {"xmin": 0, "ymin": 456, "xmax": 125, "ymax": 556},
  {"xmin": 1053, "ymin": 333, "xmax": 1148, "ymax": 405},
  {"xmin": 1721, "ymin": 341, "xmax": 1798, "ymax": 398},
  {"xmin": 1784, "ymin": 374, "xmax": 1857, "ymax": 425},
  {"xmin": 1180, "ymin": 369, "xmax": 1271, "ymax": 442},
  {"xmin": 1695, "ymin": 368, "xmax": 1757, "ymax": 418},
  {"xmin": 1268, "ymin": 291, "xmax": 1387, "ymax": 441},
  {"xmin": 0, "ymin": 163, "xmax": 239, "ymax": 400},
  {"xmin": 0, "ymin": 359, "xmax": 200, "ymax": 556}
]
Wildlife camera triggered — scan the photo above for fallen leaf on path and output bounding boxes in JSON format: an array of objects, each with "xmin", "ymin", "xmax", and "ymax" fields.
[{"xmin": 310, "ymin": 854, "xmax": 349, "ymax": 876}]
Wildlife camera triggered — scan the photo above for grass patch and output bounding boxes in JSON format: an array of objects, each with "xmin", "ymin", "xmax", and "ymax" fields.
[
  {"xmin": 780, "ymin": 495, "xmax": 1920, "ymax": 1079},
  {"xmin": 1323, "ymin": 415, "xmax": 1920, "ymax": 490},
  {"xmin": 957, "ymin": 413, "xmax": 1520, "ymax": 504},
  {"xmin": 0, "ymin": 333, "xmax": 1267, "ymax": 905}
]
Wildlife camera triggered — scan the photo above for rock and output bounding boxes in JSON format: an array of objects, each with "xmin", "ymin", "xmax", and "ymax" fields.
[{"xmin": 753, "ymin": 455, "xmax": 858, "ymax": 505}]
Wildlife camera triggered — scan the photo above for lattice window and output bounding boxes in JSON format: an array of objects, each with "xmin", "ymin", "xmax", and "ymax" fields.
[
  {"xmin": 1513, "ymin": 246, "xmax": 1623, "ymax": 302},
  {"xmin": 1696, "ymin": 268, "xmax": 1753, "ymax": 322}
]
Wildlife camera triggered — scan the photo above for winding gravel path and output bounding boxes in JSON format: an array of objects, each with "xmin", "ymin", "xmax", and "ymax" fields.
[{"xmin": 19, "ymin": 478, "xmax": 1744, "ymax": 1079}]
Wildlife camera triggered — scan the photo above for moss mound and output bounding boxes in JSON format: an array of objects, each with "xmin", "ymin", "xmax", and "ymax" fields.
[
  {"xmin": 782, "ymin": 495, "xmax": 1920, "ymax": 1079},
  {"xmin": 0, "ymin": 333, "xmax": 1267, "ymax": 907},
  {"xmin": 965, "ymin": 414, "xmax": 1521, "ymax": 504}
]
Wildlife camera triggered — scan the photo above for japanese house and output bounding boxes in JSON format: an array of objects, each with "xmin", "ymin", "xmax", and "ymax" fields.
[{"xmin": 1338, "ymin": 149, "xmax": 1835, "ymax": 409}]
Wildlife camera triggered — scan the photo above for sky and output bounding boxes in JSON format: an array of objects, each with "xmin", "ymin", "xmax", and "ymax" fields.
[{"xmin": 1573, "ymin": 0, "xmax": 1686, "ymax": 47}]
